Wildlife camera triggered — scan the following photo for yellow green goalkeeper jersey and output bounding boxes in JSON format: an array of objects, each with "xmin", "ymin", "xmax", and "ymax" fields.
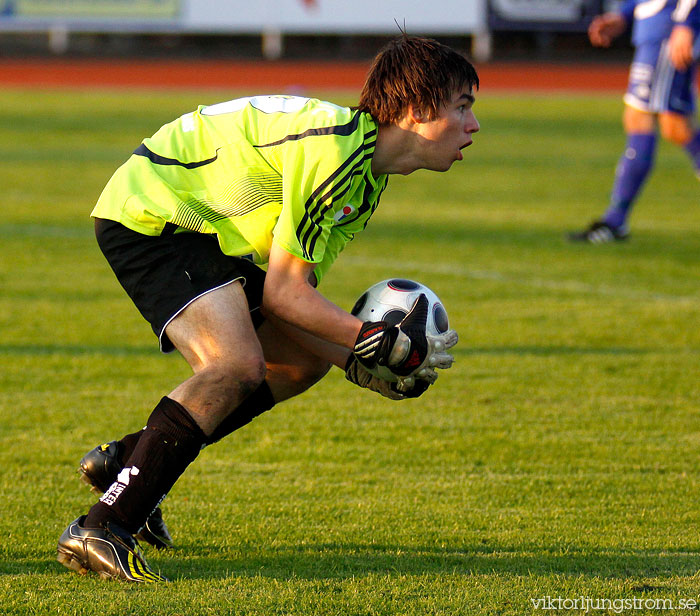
[{"xmin": 91, "ymin": 95, "xmax": 388, "ymax": 283}]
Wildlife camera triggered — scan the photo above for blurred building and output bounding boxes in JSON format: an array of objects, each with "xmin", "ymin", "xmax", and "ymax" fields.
[{"xmin": 0, "ymin": 0, "xmax": 632, "ymax": 62}]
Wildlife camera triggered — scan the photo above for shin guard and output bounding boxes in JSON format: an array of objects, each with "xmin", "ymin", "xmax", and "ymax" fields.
[
  {"xmin": 206, "ymin": 382, "xmax": 276, "ymax": 445},
  {"xmin": 84, "ymin": 396, "xmax": 206, "ymax": 534}
]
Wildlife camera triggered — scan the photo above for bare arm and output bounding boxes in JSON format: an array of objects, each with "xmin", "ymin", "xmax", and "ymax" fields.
[
  {"xmin": 588, "ymin": 13, "xmax": 628, "ymax": 47},
  {"xmin": 263, "ymin": 241, "xmax": 362, "ymax": 350},
  {"xmin": 261, "ymin": 310, "xmax": 352, "ymax": 369},
  {"xmin": 669, "ymin": 25, "xmax": 695, "ymax": 70}
]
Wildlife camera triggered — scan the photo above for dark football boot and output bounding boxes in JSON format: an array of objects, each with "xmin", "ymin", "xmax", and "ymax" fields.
[
  {"xmin": 79, "ymin": 441, "xmax": 122, "ymax": 493},
  {"xmin": 79, "ymin": 441, "xmax": 174, "ymax": 549},
  {"xmin": 134, "ymin": 507, "xmax": 173, "ymax": 551},
  {"xmin": 57, "ymin": 516, "xmax": 167, "ymax": 582},
  {"xmin": 567, "ymin": 220, "xmax": 629, "ymax": 243}
]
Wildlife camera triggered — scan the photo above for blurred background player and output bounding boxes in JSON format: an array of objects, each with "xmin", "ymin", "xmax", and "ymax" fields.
[
  {"xmin": 56, "ymin": 35, "xmax": 478, "ymax": 582},
  {"xmin": 569, "ymin": 0, "xmax": 700, "ymax": 243}
]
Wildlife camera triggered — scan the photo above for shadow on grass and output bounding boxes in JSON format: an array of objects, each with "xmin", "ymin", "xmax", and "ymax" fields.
[
  {"xmin": 0, "ymin": 343, "xmax": 158, "ymax": 357},
  {"xmin": 5, "ymin": 543, "xmax": 700, "ymax": 581},
  {"xmin": 453, "ymin": 345, "xmax": 660, "ymax": 357},
  {"xmin": 6, "ymin": 342, "xmax": 694, "ymax": 362},
  {"xmin": 164, "ymin": 543, "xmax": 700, "ymax": 581},
  {"xmin": 366, "ymin": 218, "xmax": 700, "ymax": 260},
  {"xmin": 1, "ymin": 343, "xmax": 674, "ymax": 360},
  {"xmin": 0, "ymin": 342, "xmax": 650, "ymax": 356}
]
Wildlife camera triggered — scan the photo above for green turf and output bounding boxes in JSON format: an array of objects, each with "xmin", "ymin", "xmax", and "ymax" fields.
[{"xmin": 1, "ymin": 86, "xmax": 699, "ymax": 615}]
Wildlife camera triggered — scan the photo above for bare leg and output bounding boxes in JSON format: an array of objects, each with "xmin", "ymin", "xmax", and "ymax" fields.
[{"xmin": 165, "ymin": 281, "xmax": 267, "ymax": 436}]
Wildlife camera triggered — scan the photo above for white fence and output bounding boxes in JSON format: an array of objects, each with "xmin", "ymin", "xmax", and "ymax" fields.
[
  {"xmin": 0, "ymin": 0, "xmax": 605, "ymax": 60},
  {"xmin": 0, "ymin": 0, "xmax": 487, "ymax": 33}
]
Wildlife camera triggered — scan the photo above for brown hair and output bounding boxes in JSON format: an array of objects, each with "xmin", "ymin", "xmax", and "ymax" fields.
[{"xmin": 358, "ymin": 35, "xmax": 479, "ymax": 125}]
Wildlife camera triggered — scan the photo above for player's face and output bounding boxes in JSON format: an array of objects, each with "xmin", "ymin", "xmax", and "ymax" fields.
[{"xmin": 415, "ymin": 89, "xmax": 479, "ymax": 172}]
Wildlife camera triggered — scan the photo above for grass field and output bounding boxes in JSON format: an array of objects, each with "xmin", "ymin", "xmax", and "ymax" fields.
[{"xmin": 1, "ymin": 86, "xmax": 700, "ymax": 615}]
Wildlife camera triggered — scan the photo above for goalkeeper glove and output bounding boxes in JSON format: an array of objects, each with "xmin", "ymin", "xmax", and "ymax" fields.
[
  {"xmin": 353, "ymin": 294, "xmax": 458, "ymax": 378},
  {"xmin": 344, "ymin": 356, "xmax": 432, "ymax": 400}
]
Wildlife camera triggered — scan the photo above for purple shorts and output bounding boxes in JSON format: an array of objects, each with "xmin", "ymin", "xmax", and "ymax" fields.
[{"xmin": 625, "ymin": 40, "xmax": 698, "ymax": 115}]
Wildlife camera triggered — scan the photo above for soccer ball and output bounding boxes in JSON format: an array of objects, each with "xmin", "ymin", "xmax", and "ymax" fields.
[{"xmin": 351, "ymin": 278, "xmax": 450, "ymax": 381}]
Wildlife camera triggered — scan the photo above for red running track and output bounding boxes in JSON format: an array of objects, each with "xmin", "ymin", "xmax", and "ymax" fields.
[{"xmin": 0, "ymin": 58, "xmax": 629, "ymax": 92}]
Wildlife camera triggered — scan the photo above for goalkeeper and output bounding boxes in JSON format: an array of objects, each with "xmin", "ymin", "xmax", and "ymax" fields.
[{"xmin": 57, "ymin": 34, "xmax": 480, "ymax": 582}]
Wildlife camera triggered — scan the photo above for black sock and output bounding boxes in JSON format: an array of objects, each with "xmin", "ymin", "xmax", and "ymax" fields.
[
  {"xmin": 116, "ymin": 430, "xmax": 144, "ymax": 465},
  {"xmin": 114, "ymin": 383, "xmax": 275, "ymax": 456},
  {"xmin": 206, "ymin": 382, "xmax": 276, "ymax": 445},
  {"xmin": 84, "ymin": 396, "xmax": 206, "ymax": 534}
]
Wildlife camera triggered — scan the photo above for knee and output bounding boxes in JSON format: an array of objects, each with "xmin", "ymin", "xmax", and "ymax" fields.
[
  {"xmin": 623, "ymin": 106, "xmax": 655, "ymax": 134},
  {"xmin": 659, "ymin": 114, "xmax": 693, "ymax": 145},
  {"xmin": 661, "ymin": 126, "xmax": 692, "ymax": 146},
  {"xmin": 207, "ymin": 356, "xmax": 267, "ymax": 399},
  {"xmin": 235, "ymin": 357, "xmax": 268, "ymax": 396}
]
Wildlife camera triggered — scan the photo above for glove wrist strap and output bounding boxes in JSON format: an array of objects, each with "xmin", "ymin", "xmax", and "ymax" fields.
[{"xmin": 353, "ymin": 321, "xmax": 389, "ymax": 368}]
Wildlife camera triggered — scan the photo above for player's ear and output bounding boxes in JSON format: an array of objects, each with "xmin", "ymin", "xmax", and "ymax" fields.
[{"xmin": 407, "ymin": 105, "xmax": 427, "ymax": 124}]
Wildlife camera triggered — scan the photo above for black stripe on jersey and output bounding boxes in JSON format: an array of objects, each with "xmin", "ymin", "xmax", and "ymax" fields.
[
  {"xmin": 295, "ymin": 134, "xmax": 376, "ymax": 259},
  {"xmin": 253, "ymin": 113, "xmax": 362, "ymax": 149},
  {"xmin": 299, "ymin": 137, "xmax": 377, "ymax": 259},
  {"xmin": 304, "ymin": 153, "xmax": 373, "ymax": 257},
  {"xmin": 336, "ymin": 174, "xmax": 388, "ymax": 228},
  {"xmin": 362, "ymin": 176, "xmax": 389, "ymax": 230},
  {"xmin": 298, "ymin": 129, "xmax": 377, "ymax": 230},
  {"xmin": 335, "ymin": 178, "xmax": 374, "ymax": 228},
  {"xmin": 304, "ymin": 131, "xmax": 377, "ymax": 226},
  {"xmin": 133, "ymin": 143, "xmax": 218, "ymax": 169}
]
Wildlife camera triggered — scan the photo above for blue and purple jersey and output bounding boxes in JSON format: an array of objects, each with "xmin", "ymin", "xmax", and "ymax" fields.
[{"xmin": 619, "ymin": 0, "xmax": 700, "ymax": 45}]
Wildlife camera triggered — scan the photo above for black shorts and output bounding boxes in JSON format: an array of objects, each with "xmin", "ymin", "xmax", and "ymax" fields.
[{"xmin": 94, "ymin": 218, "xmax": 266, "ymax": 353}]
